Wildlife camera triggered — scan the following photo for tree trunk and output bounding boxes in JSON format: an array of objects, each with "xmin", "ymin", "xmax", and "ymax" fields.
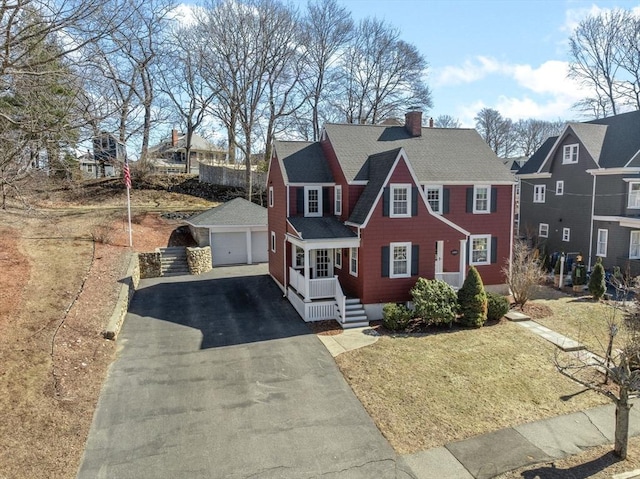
[{"xmin": 614, "ymin": 392, "xmax": 631, "ymax": 459}]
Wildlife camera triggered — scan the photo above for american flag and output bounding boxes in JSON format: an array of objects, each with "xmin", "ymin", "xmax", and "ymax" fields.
[{"xmin": 123, "ymin": 158, "xmax": 131, "ymax": 189}]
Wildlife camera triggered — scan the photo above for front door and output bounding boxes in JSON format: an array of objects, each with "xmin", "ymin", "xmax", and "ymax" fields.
[
  {"xmin": 435, "ymin": 241, "xmax": 444, "ymax": 274},
  {"xmin": 314, "ymin": 249, "xmax": 331, "ymax": 278}
]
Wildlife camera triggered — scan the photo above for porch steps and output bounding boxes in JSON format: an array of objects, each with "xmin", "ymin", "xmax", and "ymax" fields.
[
  {"xmin": 342, "ymin": 298, "xmax": 369, "ymax": 329},
  {"xmin": 159, "ymin": 246, "xmax": 190, "ymax": 276}
]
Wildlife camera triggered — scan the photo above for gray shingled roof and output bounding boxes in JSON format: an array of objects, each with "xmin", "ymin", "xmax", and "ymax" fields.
[
  {"xmin": 323, "ymin": 123, "xmax": 515, "ymax": 184},
  {"xmin": 518, "ymin": 137, "xmax": 556, "ymax": 175},
  {"xmin": 288, "ymin": 216, "xmax": 357, "ymax": 240},
  {"xmin": 274, "ymin": 141, "xmax": 334, "ymax": 184},
  {"xmin": 348, "ymin": 149, "xmax": 399, "ymax": 225},
  {"xmin": 187, "ymin": 197, "xmax": 267, "ymax": 227}
]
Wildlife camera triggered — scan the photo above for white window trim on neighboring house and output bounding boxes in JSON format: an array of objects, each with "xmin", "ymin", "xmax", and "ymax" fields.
[
  {"xmin": 470, "ymin": 234, "xmax": 491, "ymax": 266},
  {"xmin": 425, "ymin": 185, "xmax": 442, "ymax": 213},
  {"xmin": 631, "ymin": 231, "xmax": 640, "ymax": 259},
  {"xmin": 562, "ymin": 228, "xmax": 570, "ymax": 242},
  {"xmin": 304, "ymin": 186, "xmax": 322, "ymax": 217},
  {"xmin": 629, "ymin": 182, "xmax": 640, "ymax": 209},
  {"xmin": 473, "ymin": 185, "xmax": 490, "ymax": 213},
  {"xmin": 334, "ymin": 185, "xmax": 342, "ymax": 215},
  {"xmin": 533, "ymin": 185, "xmax": 546, "ymax": 203},
  {"xmin": 349, "ymin": 247, "xmax": 358, "ymax": 276},
  {"xmin": 389, "ymin": 242, "xmax": 411, "ymax": 278},
  {"xmin": 597, "ymin": 229, "xmax": 608, "ymax": 257},
  {"xmin": 335, "ymin": 248, "xmax": 342, "ymax": 268},
  {"xmin": 269, "ymin": 186, "xmax": 274, "ymax": 207},
  {"xmin": 556, "ymin": 180, "xmax": 564, "ymax": 195},
  {"xmin": 563, "ymin": 144, "xmax": 579, "ymax": 164},
  {"xmin": 390, "ymin": 184, "xmax": 411, "ymax": 218},
  {"xmin": 271, "ymin": 231, "xmax": 276, "ymax": 253},
  {"xmin": 539, "ymin": 223, "xmax": 549, "ymax": 238}
]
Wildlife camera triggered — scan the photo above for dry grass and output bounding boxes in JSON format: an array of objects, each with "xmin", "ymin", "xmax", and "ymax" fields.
[
  {"xmin": 0, "ymin": 180, "xmax": 217, "ymax": 479},
  {"xmin": 336, "ymin": 321, "xmax": 608, "ymax": 455}
]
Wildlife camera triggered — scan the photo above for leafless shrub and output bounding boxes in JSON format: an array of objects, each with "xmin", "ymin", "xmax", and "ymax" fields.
[
  {"xmin": 502, "ymin": 239, "xmax": 547, "ymax": 308},
  {"xmin": 90, "ymin": 221, "xmax": 114, "ymax": 244}
]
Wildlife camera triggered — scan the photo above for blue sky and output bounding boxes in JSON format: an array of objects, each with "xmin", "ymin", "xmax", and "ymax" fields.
[{"xmin": 335, "ymin": 0, "xmax": 639, "ymax": 126}]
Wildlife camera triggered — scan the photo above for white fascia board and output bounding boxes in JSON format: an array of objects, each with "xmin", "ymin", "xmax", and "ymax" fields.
[
  {"xmin": 285, "ymin": 233, "xmax": 360, "ymax": 250},
  {"xmin": 624, "ymin": 149, "xmax": 640, "ymax": 167},
  {"xmin": 348, "ymin": 180, "xmax": 368, "ymax": 185},
  {"xmin": 288, "ymin": 182, "xmax": 335, "ymax": 187},
  {"xmin": 421, "ymin": 180, "xmax": 516, "ymax": 186},
  {"xmin": 592, "ymin": 215, "xmax": 640, "ymax": 228},
  {"xmin": 207, "ymin": 225, "xmax": 267, "ymax": 233},
  {"xmin": 286, "ymin": 219, "xmax": 302, "ymax": 239},
  {"xmin": 538, "ymin": 124, "xmax": 571, "ymax": 172},
  {"xmin": 517, "ymin": 173, "xmax": 552, "ymax": 179},
  {"xmin": 587, "ymin": 167, "xmax": 640, "ymax": 176}
]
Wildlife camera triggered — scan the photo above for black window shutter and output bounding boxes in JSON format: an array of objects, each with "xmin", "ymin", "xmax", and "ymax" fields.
[
  {"xmin": 466, "ymin": 187, "xmax": 473, "ymax": 213},
  {"xmin": 383, "ymin": 187, "xmax": 390, "ymax": 216},
  {"xmin": 323, "ymin": 187, "xmax": 330, "ymax": 214},
  {"xmin": 491, "ymin": 187, "xmax": 497, "ymax": 213},
  {"xmin": 443, "ymin": 188, "xmax": 450, "ymax": 214},
  {"xmin": 296, "ymin": 188, "xmax": 304, "ymax": 215},
  {"xmin": 411, "ymin": 245, "xmax": 419, "ymax": 275},
  {"xmin": 491, "ymin": 237, "xmax": 498, "ymax": 264},
  {"xmin": 381, "ymin": 246, "xmax": 390, "ymax": 277},
  {"xmin": 411, "ymin": 187, "xmax": 419, "ymax": 216}
]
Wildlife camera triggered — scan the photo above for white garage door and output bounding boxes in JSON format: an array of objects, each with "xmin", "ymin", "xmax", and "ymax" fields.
[
  {"xmin": 251, "ymin": 231, "xmax": 268, "ymax": 263},
  {"xmin": 211, "ymin": 232, "xmax": 248, "ymax": 266}
]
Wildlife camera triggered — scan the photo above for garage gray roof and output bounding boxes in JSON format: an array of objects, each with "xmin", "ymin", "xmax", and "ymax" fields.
[
  {"xmin": 187, "ymin": 197, "xmax": 267, "ymax": 227},
  {"xmin": 323, "ymin": 123, "xmax": 515, "ymax": 184},
  {"xmin": 288, "ymin": 217, "xmax": 357, "ymax": 240},
  {"xmin": 274, "ymin": 141, "xmax": 334, "ymax": 184}
]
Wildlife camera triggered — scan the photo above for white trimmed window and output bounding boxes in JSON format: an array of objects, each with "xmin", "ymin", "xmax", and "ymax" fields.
[
  {"xmin": 335, "ymin": 248, "xmax": 342, "ymax": 268},
  {"xmin": 597, "ymin": 229, "xmax": 608, "ymax": 257},
  {"xmin": 555, "ymin": 181, "xmax": 564, "ymax": 195},
  {"xmin": 334, "ymin": 185, "xmax": 342, "ymax": 215},
  {"xmin": 533, "ymin": 185, "xmax": 546, "ymax": 203},
  {"xmin": 390, "ymin": 184, "xmax": 411, "ymax": 217},
  {"xmin": 271, "ymin": 231, "xmax": 276, "ymax": 252},
  {"xmin": 473, "ymin": 185, "xmax": 490, "ymax": 213},
  {"xmin": 562, "ymin": 228, "xmax": 570, "ymax": 242},
  {"xmin": 425, "ymin": 186, "xmax": 442, "ymax": 213},
  {"xmin": 350, "ymin": 247, "xmax": 358, "ymax": 276},
  {"xmin": 629, "ymin": 183, "xmax": 640, "ymax": 208},
  {"xmin": 390, "ymin": 242, "xmax": 411, "ymax": 278},
  {"xmin": 294, "ymin": 246, "xmax": 304, "ymax": 268},
  {"xmin": 304, "ymin": 186, "xmax": 322, "ymax": 217},
  {"xmin": 631, "ymin": 231, "xmax": 640, "ymax": 259},
  {"xmin": 563, "ymin": 144, "xmax": 579, "ymax": 164},
  {"xmin": 470, "ymin": 234, "xmax": 491, "ymax": 265},
  {"xmin": 539, "ymin": 223, "xmax": 549, "ymax": 238},
  {"xmin": 269, "ymin": 186, "xmax": 274, "ymax": 207}
]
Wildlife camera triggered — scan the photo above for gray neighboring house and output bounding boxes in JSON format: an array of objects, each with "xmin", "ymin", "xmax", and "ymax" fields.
[
  {"xmin": 518, "ymin": 110, "xmax": 640, "ymax": 274},
  {"xmin": 187, "ymin": 197, "xmax": 268, "ymax": 266}
]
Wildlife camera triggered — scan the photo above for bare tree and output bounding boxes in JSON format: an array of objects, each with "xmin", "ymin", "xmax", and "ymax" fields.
[
  {"xmin": 474, "ymin": 108, "xmax": 514, "ymax": 157},
  {"xmin": 569, "ymin": 9, "xmax": 627, "ymax": 117},
  {"xmin": 513, "ymin": 118, "xmax": 564, "ymax": 157},
  {"xmin": 434, "ymin": 114, "xmax": 460, "ymax": 128},
  {"xmin": 555, "ymin": 295, "xmax": 640, "ymax": 459},
  {"xmin": 501, "ymin": 240, "xmax": 547, "ymax": 309},
  {"xmin": 340, "ymin": 17, "xmax": 432, "ymax": 124},
  {"xmin": 299, "ymin": 0, "xmax": 353, "ymax": 140}
]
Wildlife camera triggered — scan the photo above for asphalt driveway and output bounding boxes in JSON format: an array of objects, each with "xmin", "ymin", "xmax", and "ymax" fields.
[{"xmin": 77, "ymin": 267, "xmax": 410, "ymax": 478}]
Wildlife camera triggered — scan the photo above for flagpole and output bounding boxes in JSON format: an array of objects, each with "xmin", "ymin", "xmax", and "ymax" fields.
[{"xmin": 124, "ymin": 155, "xmax": 133, "ymax": 247}]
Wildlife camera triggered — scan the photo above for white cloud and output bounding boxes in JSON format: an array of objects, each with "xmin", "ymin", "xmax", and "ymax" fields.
[{"xmin": 432, "ymin": 56, "xmax": 507, "ymax": 87}]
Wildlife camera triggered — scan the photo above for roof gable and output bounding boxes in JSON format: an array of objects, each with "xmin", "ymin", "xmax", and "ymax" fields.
[
  {"xmin": 273, "ymin": 141, "xmax": 333, "ymax": 184},
  {"xmin": 187, "ymin": 197, "xmax": 267, "ymax": 227}
]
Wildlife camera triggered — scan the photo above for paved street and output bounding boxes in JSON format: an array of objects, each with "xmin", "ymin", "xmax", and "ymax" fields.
[{"xmin": 77, "ymin": 267, "xmax": 408, "ymax": 478}]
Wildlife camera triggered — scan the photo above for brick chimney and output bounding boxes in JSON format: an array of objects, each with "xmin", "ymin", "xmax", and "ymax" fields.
[
  {"xmin": 429, "ymin": 117, "xmax": 434, "ymax": 128},
  {"xmin": 405, "ymin": 110, "xmax": 422, "ymax": 137},
  {"xmin": 171, "ymin": 129, "xmax": 178, "ymax": 146}
]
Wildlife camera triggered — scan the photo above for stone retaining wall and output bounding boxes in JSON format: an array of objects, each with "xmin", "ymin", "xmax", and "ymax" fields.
[
  {"xmin": 104, "ymin": 252, "xmax": 140, "ymax": 340},
  {"xmin": 187, "ymin": 246, "xmax": 212, "ymax": 275},
  {"xmin": 139, "ymin": 251, "xmax": 162, "ymax": 278}
]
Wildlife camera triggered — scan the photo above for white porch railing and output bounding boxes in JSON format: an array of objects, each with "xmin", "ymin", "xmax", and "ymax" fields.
[
  {"xmin": 435, "ymin": 272, "xmax": 463, "ymax": 289},
  {"xmin": 288, "ymin": 268, "xmax": 337, "ymax": 299},
  {"xmin": 335, "ymin": 280, "xmax": 346, "ymax": 324},
  {"xmin": 287, "ymin": 289, "xmax": 336, "ymax": 322}
]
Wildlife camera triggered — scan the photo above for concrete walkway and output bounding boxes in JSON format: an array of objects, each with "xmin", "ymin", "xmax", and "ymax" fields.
[{"xmin": 316, "ymin": 315, "xmax": 640, "ymax": 478}]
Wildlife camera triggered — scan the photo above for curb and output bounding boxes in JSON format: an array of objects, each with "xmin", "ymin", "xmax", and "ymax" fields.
[{"xmin": 103, "ymin": 253, "xmax": 139, "ymax": 340}]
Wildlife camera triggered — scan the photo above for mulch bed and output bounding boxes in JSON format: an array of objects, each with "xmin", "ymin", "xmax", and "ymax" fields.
[{"xmin": 307, "ymin": 320, "xmax": 343, "ymax": 336}]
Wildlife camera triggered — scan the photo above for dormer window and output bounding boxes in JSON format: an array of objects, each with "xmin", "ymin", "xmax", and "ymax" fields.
[
  {"xmin": 563, "ymin": 144, "xmax": 579, "ymax": 164},
  {"xmin": 390, "ymin": 184, "xmax": 411, "ymax": 218}
]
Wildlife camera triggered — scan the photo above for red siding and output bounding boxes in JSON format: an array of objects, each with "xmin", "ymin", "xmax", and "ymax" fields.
[{"xmin": 267, "ymin": 156, "xmax": 288, "ymax": 288}]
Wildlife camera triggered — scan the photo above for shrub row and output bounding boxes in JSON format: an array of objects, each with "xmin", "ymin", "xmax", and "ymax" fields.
[{"xmin": 382, "ymin": 266, "xmax": 510, "ymax": 331}]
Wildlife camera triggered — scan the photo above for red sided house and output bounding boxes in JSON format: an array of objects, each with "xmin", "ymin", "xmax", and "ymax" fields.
[{"xmin": 267, "ymin": 111, "xmax": 516, "ymax": 328}]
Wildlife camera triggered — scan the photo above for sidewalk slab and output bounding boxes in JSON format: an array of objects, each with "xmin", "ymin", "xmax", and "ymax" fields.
[
  {"xmin": 401, "ymin": 447, "xmax": 473, "ymax": 479},
  {"xmin": 505, "ymin": 311, "xmax": 530, "ymax": 322},
  {"xmin": 445, "ymin": 428, "xmax": 552, "ymax": 479},
  {"xmin": 514, "ymin": 411, "xmax": 608, "ymax": 458},
  {"xmin": 583, "ymin": 402, "xmax": 640, "ymax": 443},
  {"xmin": 515, "ymin": 320, "xmax": 584, "ymax": 351}
]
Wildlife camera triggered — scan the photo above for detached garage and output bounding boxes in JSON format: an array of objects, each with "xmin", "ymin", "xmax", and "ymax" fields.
[{"xmin": 187, "ymin": 198, "xmax": 268, "ymax": 266}]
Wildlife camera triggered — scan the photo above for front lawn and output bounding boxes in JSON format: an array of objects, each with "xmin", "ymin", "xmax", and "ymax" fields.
[{"xmin": 335, "ymin": 320, "xmax": 607, "ymax": 454}]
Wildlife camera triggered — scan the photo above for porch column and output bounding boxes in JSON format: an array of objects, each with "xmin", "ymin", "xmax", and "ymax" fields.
[
  {"xmin": 459, "ymin": 239, "xmax": 467, "ymax": 285},
  {"xmin": 303, "ymin": 247, "xmax": 311, "ymax": 302}
]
